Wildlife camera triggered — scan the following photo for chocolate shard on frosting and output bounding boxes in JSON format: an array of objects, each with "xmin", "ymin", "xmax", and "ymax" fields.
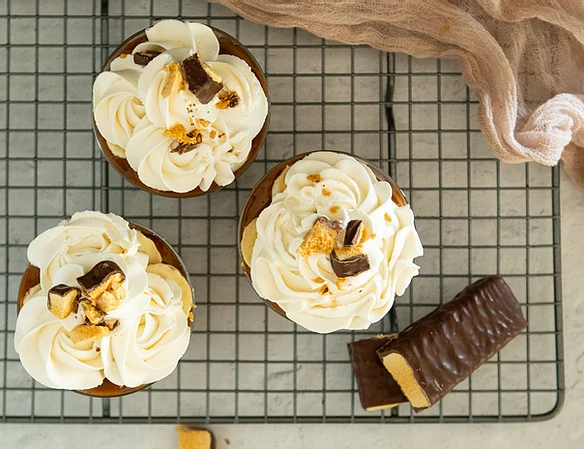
[
  {"xmin": 47, "ymin": 284, "xmax": 80, "ymax": 320},
  {"xmin": 348, "ymin": 335, "xmax": 407, "ymax": 411},
  {"xmin": 330, "ymin": 251, "xmax": 370, "ymax": 278},
  {"xmin": 377, "ymin": 276, "xmax": 527, "ymax": 412},
  {"xmin": 182, "ymin": 53, "xmax": 223, "ymax": 104},
  {"xmin": 76, "ymin": 260, "xmax": 125, "ymax": 303},
  {"xmin": 133, "ymin": 50, "xmax": 161, "ymax": 66},
  {"xmin": 342, "ymin": 219, "xmax": 364, "ymax": 248}
]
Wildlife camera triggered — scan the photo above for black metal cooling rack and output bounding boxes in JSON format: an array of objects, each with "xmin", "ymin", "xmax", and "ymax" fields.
[{"xmin": 0, "ymin": 0, "xmax": 564, "ymax": 424}]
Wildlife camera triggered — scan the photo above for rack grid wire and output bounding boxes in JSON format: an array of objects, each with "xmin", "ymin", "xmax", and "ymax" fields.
[{"xmin": 0, "ymin": 0, "xmax": 564, "ymax": 424}]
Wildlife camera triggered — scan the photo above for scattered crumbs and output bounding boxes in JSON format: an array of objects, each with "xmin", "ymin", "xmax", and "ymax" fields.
[
  {"xmin": 210, "ymin": 130, "xmax": 217, "ymax": 139},
  {"xmin": 219, "ymin": 133, "xmax": 225, "ymax": 138},
  {"xmin": 384, "ymin": 212, "xmax": 391, "ymax": 221},
  {"xmin": 313, "ymin": 277, "xmax": 325, "ymax": 283},
  {"xmin": 336, "ymin": 277, "xmax": 346, "ymax": 290},
  {"xmin": 96, "ymin": 347, "xmax": 101, "ymax": 352},
  {"xmin": 322, "ymin": 188, "xmax": 332, "ymax": 197},
  {"xmin": 307, "ymin": 173, "xmax": 323, "ymax": 183},
  {"xmin": 196, "ymin": 118, "xmax": 211, "ymax": 128},
  {"xmin": 359, "ymin": 289, "xmax": 363, "ymax": 293},
  {"xmin": 330, "ymin": 205, "xmax": 339, "ymax": 214},
  {"xmin": 217, "ymin": 91, "xmax": 240, "ymax": 109},
  {"xmin": 319, "ymin": 285, "xmax": 329, "ymax": 295},
  {"xmin": 120, "ymin": 53, "xmax": 128, "ymax": 59}
]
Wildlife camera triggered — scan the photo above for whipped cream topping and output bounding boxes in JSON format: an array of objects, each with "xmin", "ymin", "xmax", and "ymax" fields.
[
  {"xmin": 249, "ymin": 152, "xmax": 423, "ymax": 333},
  {"xmin": 93, "ymin": 20, "xmax": 268, "ymax": 193},
  {"xmin": 15, "ymin": 211, "xmax": 193, "ymax": 390}
]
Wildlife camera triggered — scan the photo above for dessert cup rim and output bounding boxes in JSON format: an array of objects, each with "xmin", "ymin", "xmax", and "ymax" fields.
[
  {"xmin": 237, "ymin": 150, "xmax": 409, "ymax": 322},
  {"xmin": 16, "ymin": 220, "xmax": 194, "ymax": 398},
  {"xmin": 93, "ymin": 22, "xmax": 271, "ymax": 198}
]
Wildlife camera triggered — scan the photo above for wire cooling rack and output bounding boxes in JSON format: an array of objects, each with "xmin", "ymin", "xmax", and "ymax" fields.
[{"xmin": 0, "ymin": 0, "xmax": 564, "ymax": 424}]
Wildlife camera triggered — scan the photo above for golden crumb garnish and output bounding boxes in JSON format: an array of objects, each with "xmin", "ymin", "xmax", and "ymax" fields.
[
  {"xmin": 313, "ymin": 277, "xmax": 325, "ymax": 283},
  {"xmin": 216, "ymin": 91, "xmax": 240, "ymax": 109},
  {"xmin": 330, "ymin": 205, "xmax": 339, "ymax": 214},
  {"xmin": 336, "ymin": 277, "xmax": 346, "ymax": 290},
  {"xmin": 319, "ymin": 284, "xmax": 329, "ymax": 295},
  {"xmin": 322, "ymin": 188, "xmax": 332, "ymax": 197},
  {"xmin": 163, "ymin": 124, "xmax": 200, "ymax": 144},
  {"xmin": 384, "ymin": 212, "xmax": 392, "ymax": 221},
  {"xmin": 196, "ymin": 118, "xmax": 211, "ymax": 128},
  {"xmin": 210, "ymin": 130, "xmax": 217, "ymax": 139},
  {"xmin": 120, "ymin": 53, "xmax": 128, "ymax": 58},
  {"xmin": 161, "ymin": 62, "xmax": 186, "ymax": 98},
  {"xmin": 307, "ymin": 174, "xmax": 323, "ymax": 183}
]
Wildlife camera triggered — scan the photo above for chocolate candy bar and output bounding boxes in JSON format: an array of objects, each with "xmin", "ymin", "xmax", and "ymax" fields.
[
  {"xmin": 338, "ymin": 219, "xmax": 363, "ymax": 248},
  {"xmin": 47, "ymin": 284, "xmax": 80, "ymax": 319},
  {"xmin": 76, "ymin": 260, "xmax": 125, "ymax": 303},
  {"xmin": 331, "ymin": 251, "xmax": 370, "ymax": 277},
  {"xmin": 133, "ymin": 50, "xmax": 161, "ymax": 66},
  {"xmin": 182, "ymin": 53, "xmax": 223, "ymax": 104},
  {"xmin": 348, "ymin": 335, "xmax": 407, "ymax": 411},
  {"xmin": 377, "ymin": 276, "xmax": 527, "ymax": 411}
]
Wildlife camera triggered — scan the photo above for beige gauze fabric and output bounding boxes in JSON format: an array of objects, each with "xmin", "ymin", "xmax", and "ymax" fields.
[{"xmin": 213, "ymin": 0, "xmax": 584, "ymax": 187}]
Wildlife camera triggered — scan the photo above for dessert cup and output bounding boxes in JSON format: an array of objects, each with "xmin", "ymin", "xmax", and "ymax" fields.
[
  {"xmin": 17, "ymin": 221, "xmax": 193, "ymax": 398},
  {"xmin": 239, "ymin": 151, "xmax": 410, "ymax": 323},
  {"xmin": 94, "ymin": 23, "xmax": 270, "ymax": 197}
]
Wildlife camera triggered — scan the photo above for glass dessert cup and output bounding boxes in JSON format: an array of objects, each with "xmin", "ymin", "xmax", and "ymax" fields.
[
  {"xmin": 238, "ymin": 151, "xmax": 409, "ymax": 320},
  {"xmin": 17, "ymin": 222, "xmax": 193, "ymax": 398},
  {"xmin": 94, "ymin": 25, "xmax": 270, "ymax": 198}
]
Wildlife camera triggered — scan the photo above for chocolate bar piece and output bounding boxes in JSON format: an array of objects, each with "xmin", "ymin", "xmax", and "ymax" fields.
[
  {"xmin": 330, "ymin": 251, "xmax": 370, "ymax": 277},
  {"xmin": 176, "ymin": 426, "xmax": 214, "ymax": 449},
  {"xmin": 297, "ymin": 216, "xmax": 343, "ymax": 257},
  {"xmin": 182, "ymin": 54, "xmax": 223, "ymax": 104},
  {"xmin": 341, "ymin": 219, "xmax": 364, "ymax": 248},
  {"xmin": 133, "ymin": 50, "xmax": 161, "ymax": 66},
  {"xmin": 47, "ymin": 284, "xmax": 80, "ymax": 319},
  {"xmin": 348, "ymin": 335, "xmax": 407, "ymax": 411},
  {"xmin": 377, "ymin": 276, "xmax": 527, "ymax": 411},
  {"xmin": 76, "ymin": 260, "xmax": 125, "ymax": 302}
]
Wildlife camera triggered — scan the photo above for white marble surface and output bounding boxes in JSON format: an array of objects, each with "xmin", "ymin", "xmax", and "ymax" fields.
[{"xmin": 0, "ymin": 170, "xmax": 581, "ymax": 448}]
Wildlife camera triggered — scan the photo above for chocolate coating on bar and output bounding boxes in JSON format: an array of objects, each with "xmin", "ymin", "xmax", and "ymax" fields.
[
  {"xmin": 133, "ymin": 50, "xmax": 161, "ymax": 66},
  {"xmin": 348, "ymin": 335, "xmax": 407, "ymax": 411},
  {"xmin": 343, "ymin": 220, "xmax": 363, "ymax": 247},
  {"xmin": 182, "ymin": 53, "xmax": 223, "ymax": 104},
  {"xmin": 330, "ymin": 251, "xmax": 370, "ymax": 277},
  {"xmin": 76, "ymin": 260, "xmax": 125, "ymax": 294},
  {"xmin": 377, "ymin": 276, "xmax": 527, "ymax": 411}
]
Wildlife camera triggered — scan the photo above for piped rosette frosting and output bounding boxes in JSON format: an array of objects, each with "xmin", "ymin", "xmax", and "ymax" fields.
[
  {"xmin": 242, "ymin": 152, "xmax": 423, "ymax": 334},
  {"xmin": 93, "ymin": 20, "xmax": 268, "ymax": 193},
  {"xmin": 14, "ymin": 211, "xmax": 194, "ymax": 390}
]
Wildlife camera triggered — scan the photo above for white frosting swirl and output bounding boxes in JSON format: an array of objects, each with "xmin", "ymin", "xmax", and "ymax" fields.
[
  {"xmin": 93, "ymin": 20, "xmax": 268, "ymax": 192},
  {"xmin": 249, "ymin": 152, "xmax": 423, "ymax": 333},
  {"xmin": 14, "ymin": 292, "xmax": 105, "ymax": 390},
  {"xmin": 101, "ymin": 272, "xmax": 191, "ymax": 387},
  {"xmin": 15, "ymin": 211, "xmax": 193, "ymax": 390}
]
